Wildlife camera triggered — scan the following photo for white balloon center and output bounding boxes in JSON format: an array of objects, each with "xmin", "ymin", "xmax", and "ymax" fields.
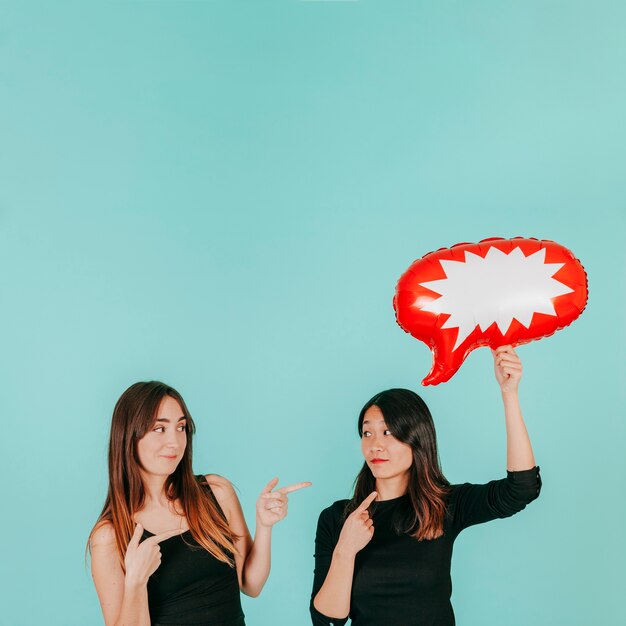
[{"xmin": 417, "ymin": 246, "xmax": 574, "ymax": 351}]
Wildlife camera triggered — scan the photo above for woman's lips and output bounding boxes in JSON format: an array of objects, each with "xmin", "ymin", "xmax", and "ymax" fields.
[{"xmin": 371, "ymin": 459, "xmax": 388, "ymax": 464}]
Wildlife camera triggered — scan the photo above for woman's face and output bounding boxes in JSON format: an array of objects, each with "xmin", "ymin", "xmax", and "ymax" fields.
[
  {"xmin": 136, "ymin": 395, "xmax": 187, "ymax": 477},
  {"xmin": 361, "ymin": 405, "xmax": 413, "ymax": 481}
]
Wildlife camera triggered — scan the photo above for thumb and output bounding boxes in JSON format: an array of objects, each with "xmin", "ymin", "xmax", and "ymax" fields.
[{"xmin": 262, "ymin": 477, "xmax": 279, "ymax": 494}]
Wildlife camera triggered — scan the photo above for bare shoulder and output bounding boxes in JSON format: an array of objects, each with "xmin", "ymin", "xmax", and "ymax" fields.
[
  {"xmin": 90, "ymin": 520, "xmax": 117, "ymax": 549},
  {"xmin": 203, "ymin": 473, "xmax": 240, "ymax": 516},
  {"xmin": 204, "ymin": 473, "xmax": 236, "ymax": 496},
  {"xmin": 204, "ymin": 474, "xmax": 249, "ymax": 537}
]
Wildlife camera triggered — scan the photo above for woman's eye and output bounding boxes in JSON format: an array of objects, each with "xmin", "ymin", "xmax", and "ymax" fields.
[
  {"xmin": 177, "ymin": 424, "xmax": 187, "ymax": 432},
  {"xmin": 362, "ymin": 431, "xmax": 371, "ymax": 438},
  {"xmin": 384, "ymin": 429, "xmax": 392, "ymax": 436},
  {"xmin": 154, "ymin": 426, "xmax": 164, "ymax": 433}
]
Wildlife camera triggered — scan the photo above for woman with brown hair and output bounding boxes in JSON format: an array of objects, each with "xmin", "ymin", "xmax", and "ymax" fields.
[
  {"xmin": 89, "ymin": 381, "xmax": 310, "ymax": 626},
  {"xmin": 311, "ymin": 346, "xmax": 541, "ymax": 625}
]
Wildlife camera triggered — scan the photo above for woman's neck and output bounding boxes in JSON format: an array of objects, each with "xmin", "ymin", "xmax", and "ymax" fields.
[
  {"xmin": 140, "ymin": 471, "xmax": 170, "ymax": 507},
  {"xmin": 375, "ymin": 474, "xmax": 409, "ymax": 501}
]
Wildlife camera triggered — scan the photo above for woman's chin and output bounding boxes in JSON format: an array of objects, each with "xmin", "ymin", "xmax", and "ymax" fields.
[{"xmin": 370, "ymin": 467, "xmax": 390, "ymax": 479}]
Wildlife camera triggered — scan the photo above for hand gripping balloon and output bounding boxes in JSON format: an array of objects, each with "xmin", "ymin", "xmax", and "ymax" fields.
[{"xmin": 393, "ymin": 237, "xmax": 588, "ymax": 385}]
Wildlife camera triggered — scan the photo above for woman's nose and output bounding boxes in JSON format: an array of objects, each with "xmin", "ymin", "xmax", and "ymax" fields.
[
  {"xmin": 164, "ymin": 431, "xmax": 179, "ymax": 446},
  {"xmin": 369, "ymin": 436, "xmax": 383, "ymax": 451}
]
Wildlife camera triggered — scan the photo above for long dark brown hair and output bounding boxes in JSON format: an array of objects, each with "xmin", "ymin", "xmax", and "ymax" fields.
[
  {"xmin": 345, "ymin": 388, "xmax": 450, "ymax": 540},
  {"xmin": 88, "ymin": 381, "xmax": 236, "ymax": 567}
]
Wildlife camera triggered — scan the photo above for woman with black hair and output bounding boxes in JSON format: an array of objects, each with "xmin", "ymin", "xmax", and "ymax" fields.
[{"xmin": 311, "ymin": 345, "xmax": 541, "ymax": 626}]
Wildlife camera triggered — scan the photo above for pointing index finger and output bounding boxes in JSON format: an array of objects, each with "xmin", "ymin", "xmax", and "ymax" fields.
[
  {"xmin": 355, "ymin": 491, "xmax": 378, "ymax": 514},
  {"xmin": 277, "ymin": 481, "xmax": 312, "ymax": 495},
  {"xmin": 147, "ymin": 527, "xmax": 187, "ymax": 545}
]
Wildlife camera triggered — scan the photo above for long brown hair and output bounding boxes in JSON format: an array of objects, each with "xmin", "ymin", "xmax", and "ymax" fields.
[
  {"xmin": 88, "ymin": 381, "xmax": 236, "ymax": 567},
  {"xmin": 345, "ymin": 388, "xmax": 450, "ymax": 540}
]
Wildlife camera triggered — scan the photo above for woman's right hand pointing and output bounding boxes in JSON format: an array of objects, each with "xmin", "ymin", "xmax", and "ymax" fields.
[
  {"xmin": 336, "ymin": 491, "xmax": 378, "ymax": 558},
  {"xmin": 124, "ymin": 523, "xmax": 184, "ymax": 586}
]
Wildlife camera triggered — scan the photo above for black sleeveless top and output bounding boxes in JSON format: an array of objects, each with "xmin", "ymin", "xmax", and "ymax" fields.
[{"xmin": 141, "ymin": 478, "xmax": 245, "ymax": 626}]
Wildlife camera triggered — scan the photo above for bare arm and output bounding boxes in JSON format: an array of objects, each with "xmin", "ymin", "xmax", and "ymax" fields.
[
  {"xmin": 240, "ymin": 521, "xmax": 272, "ymax": 598},
  {"xmin": 208, "ymin": 475, "xmax": 260, "ymax": 596},
  {"xmin": 493, "ymin": 345, "xmax": 536, "ymax": 471},
  {"xmin": 207, "ymin": 474, "xmax": 311, "ymax": 598},
  {"xmin": 91, "ymin": 523, "xmax": 150, "ymax": 626},
  {"xmin": 91, "ymin": 522, "xmax": 183, "ymax": 626}
]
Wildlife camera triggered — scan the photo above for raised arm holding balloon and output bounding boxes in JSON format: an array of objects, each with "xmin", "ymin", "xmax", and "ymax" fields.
[
  {"xmin": 493, "ymin": 345, "xmax": 536, "ymax": 471},
  {"xmin": 89, "ymin": 381, "xmax": 310, "ymax": 626}
]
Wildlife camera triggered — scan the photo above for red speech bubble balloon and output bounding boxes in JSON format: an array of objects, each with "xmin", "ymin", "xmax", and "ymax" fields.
[{"xmin": 393, "ymin": 237, "xmax": 588, "ymax": 385}]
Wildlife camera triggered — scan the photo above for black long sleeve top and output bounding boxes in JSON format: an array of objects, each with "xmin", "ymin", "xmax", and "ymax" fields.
[{"xmin": 310, "ymin": 467, "xmax": 541, "ymax": 626}]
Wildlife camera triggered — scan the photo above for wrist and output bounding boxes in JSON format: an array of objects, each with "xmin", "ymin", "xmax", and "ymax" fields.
[
  {"xmin": 333, "ymin": 544, "xmax": 357, "ymax": 562},
  {"xmin": 124, "ymin": 575, "xmax": 147, "ymax": 592},
  {"xmin": 500, "ymin": 389, "xmax": 519, "ymax": 402},
  {"xmin": 255, "ymin": 517, "xmax": 274, "ymax": 533}
]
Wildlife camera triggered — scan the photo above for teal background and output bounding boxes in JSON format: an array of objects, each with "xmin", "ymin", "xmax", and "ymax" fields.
[{"xmin": 1, "ymin": 1, "xmax": 624, "ymax": 625}]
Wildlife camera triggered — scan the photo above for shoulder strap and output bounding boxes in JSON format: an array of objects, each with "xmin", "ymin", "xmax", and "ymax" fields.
[{"xmin": 196, "ymin": 475, "xmax": 228, "ymax": 522}]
